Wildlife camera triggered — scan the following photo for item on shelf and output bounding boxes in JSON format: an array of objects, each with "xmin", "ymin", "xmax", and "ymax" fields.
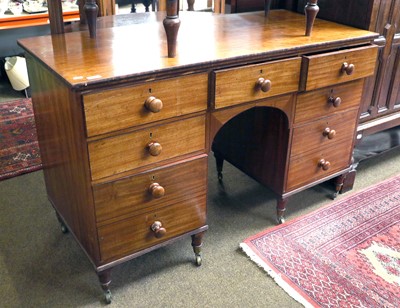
[
  {"xmin": 22, "ymin": 0, "xmax": 47, "ymax": 13},
  {"xmin": 0, "ymin": 0, "xmax": 9, "ymax": 16},
  {"xmin": 9, "ymin": 1, "xmax": 23, "ymax": 15}
]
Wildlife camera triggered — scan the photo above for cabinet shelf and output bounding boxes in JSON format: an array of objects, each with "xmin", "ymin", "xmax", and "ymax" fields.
[{"xmin": 0, "ymin": 9, "xmax": 79, "ymax": 30}]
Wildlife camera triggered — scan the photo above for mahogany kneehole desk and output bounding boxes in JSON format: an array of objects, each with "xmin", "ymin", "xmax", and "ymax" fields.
[{"xmin": 18, "ymin": 10, "xmax": 378, "ymax": 303}]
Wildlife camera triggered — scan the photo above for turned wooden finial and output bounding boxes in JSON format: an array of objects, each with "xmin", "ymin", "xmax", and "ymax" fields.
[
  {"xmin": 163, "ymin": 0, "xmax": 181, "ymax": 58},
  {"xmin": 84, "ymin": 0, "xmax": 99, "ymax": 38},
  {"xmin": 264, "ymin": 0, "xmax": 272, "ymax": 17},
  {"xmin": 305, "ymin": 0, "xmax": 319, "ymax": 36},
  {"xmin": 187, "ymin": 0, "xmax": 195, "ymax": 11}
]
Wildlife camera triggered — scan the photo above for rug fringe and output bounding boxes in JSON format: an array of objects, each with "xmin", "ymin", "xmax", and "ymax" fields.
[{"xmin": 240, "ymin": 242, "xmax": 314, "ymax": 308}]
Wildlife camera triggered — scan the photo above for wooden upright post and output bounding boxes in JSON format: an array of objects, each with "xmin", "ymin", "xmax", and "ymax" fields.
[
  {"xmin": 47, "ymin": 0, "xmax": 64, "ymax": 34},
  {"xmin": 305, "ymin": 0, "xmax": 319, "ymax": 36},
  {"xmin": 163, "ymin": 0, "xmax": 181, "ymax": 57}
]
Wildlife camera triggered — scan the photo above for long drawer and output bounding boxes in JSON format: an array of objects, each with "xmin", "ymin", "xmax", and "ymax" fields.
[
  {"xmin": 294, "ymin": 79, "xmax": 364, "ymax": 124},
  {"xmin": 214, "ymin": 57, "xmax": 301, "ymax": 109},
  {"xmin": 88, "ymin": 115, "xmax": 206, "ymax": 180},
  {"xmin": 286, "ymin": 141, "xmax": 354, "ymax": 191},
  {"xmin": 83, "ymin": 73, "xmax": 208, "ymax": 137},
  {"xmin": 97, "ymin": 192, "xmax": 207, "ymax": 262},
  {"xmin": 301, "ymin": 45, "xmax": 378, "ymax": 91},
  {"xmin": 290, "ymin": 109, "xmax": 358, "ymax": 157},
  {"xmin": 94, "ymin": 156, "xmax": 208, "ymax": 224}
]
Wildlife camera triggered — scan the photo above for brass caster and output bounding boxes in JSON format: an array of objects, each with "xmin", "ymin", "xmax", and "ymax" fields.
[
  {"xmin": 60, "ymin": 222, "xmax": 68, "ymax": 234},
  {"xmin": 276, "ymin": 216, "xmax": 285, "ymax": 224},
  {"xmin": 104, "ymin": 290, "xmax": 112, "ymax": 304},
  {"xmin": 331, "ymin": 191, "xmax": 339, "ymax": 200},
  {"xmin": 195, "ymin": 254, "xmax": 202, "ymax": 266}
]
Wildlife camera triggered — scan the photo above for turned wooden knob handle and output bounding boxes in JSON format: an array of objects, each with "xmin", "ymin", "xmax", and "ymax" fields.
[
  {"xmin": 328, "ymin": 96, "xmax": 342, "ymax": 108},
  {"xmin": 322, "ymin": 127, "xmax": 336, "ymax": 139},
  {"xmin": 148, "ymin": 183, "xmax": 165, "ymax": 198},
  {"xmin": 256, "ymin": 77, "xmax": 272, "ymax": 92},
  {"xmin": 144, "ymin": 96, "xmax": 163, "ymax": 113},
  {"xmin": 147, "ymin": 142, "xmax": 162, "ymax": 156},
  {"xmin": 341, "ymin": 62, "xmax": 355, "ymax": 75},
  {"xmin": 318, "ymin": 159, "xmax": 331, "ymax": 171},
  {"xmin": 151, "ymin": 221, "xmax": 167, "ymax": 238}
]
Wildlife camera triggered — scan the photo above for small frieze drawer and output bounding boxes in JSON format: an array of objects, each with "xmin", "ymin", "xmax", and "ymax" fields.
[
  {"xmin": 295, "ymin": 79, "xmax": 364, "ymax": 124},
  {"xmin": 290, "ymin": 109, "xmax": 358, "ymax": 157},
  {"xmin": 88, "ymin": 115, "xmax": 206, "ymax": 181},
  {"xmin": 83, "ymin": 73, "xmax": 208, "ymax": 137},
  {"xmin": 286, "ymin": 141, "xmax": 354, "ymax": 191},
  {"xmin": 93, "ymin": 155, "xmax": 208, "ymax": 224},
  {"xmin": 300, "ymin": 45, "xmax": 378, "ymax": 91},
  {"xmin": 97, "ymin": 191, "xmax": 207, "ymax": 262},
  {"xmin": 213, "ymin": 57, "xmax": 301, "ymax": 109}
]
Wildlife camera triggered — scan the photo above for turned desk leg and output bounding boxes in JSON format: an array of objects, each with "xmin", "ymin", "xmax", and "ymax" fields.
[
  {"xmin": 163, "ymin": 0, "xmax": 181, "ymax": 58},
  {"xmin": 98, "ymin": 269, "xmax": 113, "ymax": 304},
  {"xmin": 191, "ymin": 232, "xmax": 205, "ymax": 266},
  {"xmin": 304, "ymin": 0, "xmax": 319, "ymax": 36},
  {"xmin": 214, "ymin": 152, "xmax": 224, "ymax": 182},
  {"xmin": 277, "ymin": 198, "xmax": 288, "ymax": 224}
]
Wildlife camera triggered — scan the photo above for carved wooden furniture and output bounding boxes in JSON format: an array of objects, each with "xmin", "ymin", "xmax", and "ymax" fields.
[{"xmin": 18, "ymin": 10, "xmax": 378, "ymax": 304}]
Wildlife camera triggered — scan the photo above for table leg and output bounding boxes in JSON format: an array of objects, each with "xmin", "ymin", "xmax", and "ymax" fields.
[
  {"xmin": 277, "ymin": 198, "xmax": 288, "ymax": 224},
  {"xmin": 187, "ymin": 0, "xmax": 195, "ymax": 11},
  {"xmin": 98, "ymin": 269, "xmax": 112, "ymax": 304},
  {"xmin": 84, "ymin": 0, "xmax": 99, "ymax": 38},
  {"xmin": 264, "ymin": 0, "xmax": 271, "ymax": 17},
  {"xmin": 304, "ymin": 0, "xmax": 319, "ymax": 36},
  {"xmin": 192, "ymin": 231, "xmax": 206, "ymax": 266},
  {"xmin": 163, "ymin": 0, "xmax": 181, "ymax": 57}
]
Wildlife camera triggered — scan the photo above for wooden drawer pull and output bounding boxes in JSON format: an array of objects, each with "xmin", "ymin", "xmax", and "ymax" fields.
[
  {"xmin": 322, "ymin": 127, "xmax": 336, "ymax": 139},
  {"xmin": 318, "ymin": 159, "xmax": 331, "ymax": 171},
  {"xmin": 147, "ymin": 141, "xmax": 162, "ymax": 156},
  {"xmin": 148, "ymin": 183, "xmax": 165, "ymax": 198},
  {"xmin": 341, "ymin": 62, "xmax": 355, "ymax": 75},
  {"xmin": 256, "ymin": 77, "xmax": 272, "ymax": 92},
  {"xmin": 328, "ymin": 96, "xmax": 342, "ymax": 108},
  {"xmin": 144, "ymin": 96, "xmax": 163, "ymax": 113},
  {"xmin": 151, "ymin": 221, "xmax": 167, "ymax": 238}
]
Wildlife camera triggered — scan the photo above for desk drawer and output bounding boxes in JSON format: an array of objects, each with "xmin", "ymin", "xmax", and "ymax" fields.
[
  {"xmin": 94, "ymin": 156, "xmax": 207, "ymax": 224},
  {"xmin": 97, "ymin": 191, "xmax": 207, "ymax": 262},
  {"xmin": 89, "ymin": 115, "xmax": 206, "ymax": 180},
  {"xmin": 291, "ymin": 109, "xmax": 358, "ymax": 157},
  {"xmin": 214, "ymin": 57, "xmax": 301, "ymax": 109},
  {"xmin": 84, "ymin": 73, "xmax": 208, "ymax": 136},
  {"xmin": 301, "ymin": 45, "xmax": 378, "ymax": 91},
  {"xmin": 286, "ymin": 141, "xmax": 353, "ymax": 191},
  {"xmin": 295, "ymin": 79, "xmax": 364, "ymax": 124}
]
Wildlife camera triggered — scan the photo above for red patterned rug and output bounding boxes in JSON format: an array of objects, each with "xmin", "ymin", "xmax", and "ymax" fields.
[
  {"xmin": 0, "ymin": 98, "xmax": 42, "ymax": 180},
  {"xmin": 241, "ymin": 175, "xmax": 400, "ymax": 307}
]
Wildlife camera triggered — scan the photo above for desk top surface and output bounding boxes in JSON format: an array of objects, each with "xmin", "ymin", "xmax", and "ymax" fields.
[{"xmin": 18, "ymin": 10, "xmax": 378, "ymax": 89}]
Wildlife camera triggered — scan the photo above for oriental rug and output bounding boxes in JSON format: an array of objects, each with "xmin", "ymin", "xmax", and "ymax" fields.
[
  {"xmin": 0, "ymin": 98, "xmax": 41, "ymax": 180},
  {"xmin": 241, "ymin": 175, "xmax": 400, "ymax": 308}
]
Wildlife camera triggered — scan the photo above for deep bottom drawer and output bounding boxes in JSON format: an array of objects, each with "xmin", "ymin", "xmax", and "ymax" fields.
[
  {"xmin": 98, "ymin": 193, "xmax": 207, "ymax": 262},
  {"xmin": 286, "ymin": 141, "xmax": 353, "ymax": 191}
]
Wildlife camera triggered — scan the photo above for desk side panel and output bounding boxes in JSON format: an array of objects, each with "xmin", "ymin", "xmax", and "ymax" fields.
[{"xmin": 26, "ymin": 55, "xmax": 101, "ymax": 265}]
